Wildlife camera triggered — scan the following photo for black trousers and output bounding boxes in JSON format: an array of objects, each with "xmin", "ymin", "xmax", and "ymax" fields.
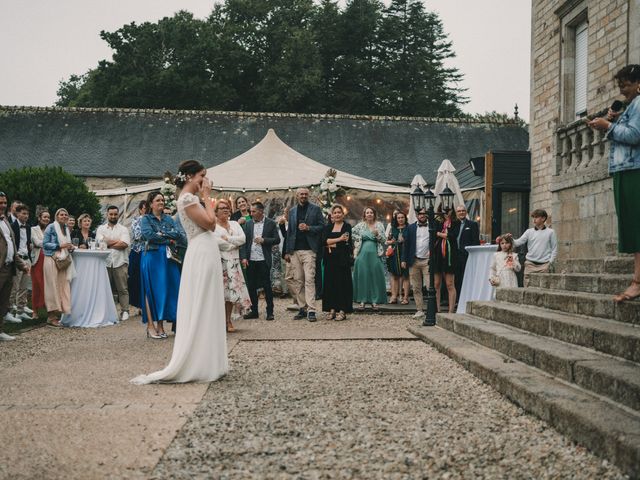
[{"xmin": 247, "ymin": 260, "xmax": 274, "ymax": 315}]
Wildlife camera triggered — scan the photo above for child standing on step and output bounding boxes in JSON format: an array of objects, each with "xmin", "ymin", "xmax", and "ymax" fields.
[{"xmin": 489, "ymin": 235, "xmax": 521, "ymax": 299}]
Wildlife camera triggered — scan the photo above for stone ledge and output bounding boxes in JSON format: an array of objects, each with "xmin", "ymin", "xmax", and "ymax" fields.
[{"xmin": 0, "ymin": 105, "xmax": 522, "ymax": 126}]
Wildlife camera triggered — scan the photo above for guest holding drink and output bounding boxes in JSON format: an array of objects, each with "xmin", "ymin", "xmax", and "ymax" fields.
[
  {"xmin": 386, "ymin": 211, "xmax": 410, "ymax": 305},
  {"xmin": 128, "ymin": 200, "xmax": 147, "ymax": 314},
  {"xmin": 71, "ymin": 214, "xmax": 95, "ymax": 249},
  {"xmin": 352, "ymin": 207, "xmax": 387, "ymax": 310},
  {"xmin": 42, "ymin": 208, "xmax": 76, "ymax": 327},
  {"xmin": 212, "ymin": 199, "xmax": 251, "ymax": 332},
  {"xmin": 139, "ymin": 192, "xmax": 185, "ymax": 339},
  {"xmin": 489, "ymin": 235, "xmax": 521, "ymax": 299},
  {"xmin": 30, "ymin": 209, "xmax": 50, "ymax": 318},
  {"xmin": 321, "ymin": 204, "xmax": 353, "ymax": 321}
]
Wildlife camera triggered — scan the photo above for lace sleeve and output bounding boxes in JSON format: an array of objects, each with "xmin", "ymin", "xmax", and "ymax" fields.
[{"xmin": 179, "ymin": 192, "xmax": 200, "ymax": 208}]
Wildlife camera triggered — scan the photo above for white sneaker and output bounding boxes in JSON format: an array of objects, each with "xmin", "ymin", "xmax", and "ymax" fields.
[
  {"xmin": 0, "ymin": 332, "xmax": 16, "ymax": 341},
  {"xmin": 17, "ymin": 312, "xmax": 32, "ymax": 321},
  {"xmin": 120, "ymin": 311, "xmax": 130, "ymax": 321},
  {"xmin": 23, "ymin": 306, "xmax": 33, "ymax": 315},
  {"xmin": 4, "ymin": 313, "xmax": 21, "ymax": 324},
  {"xmin": 412, "ymin": 310, "xmax": 425, "ymax": 319}
]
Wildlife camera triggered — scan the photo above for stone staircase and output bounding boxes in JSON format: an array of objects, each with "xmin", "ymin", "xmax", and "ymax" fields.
[{"xmin": 409, "ymin": 257, "xmax": 640, "ymax": 477}]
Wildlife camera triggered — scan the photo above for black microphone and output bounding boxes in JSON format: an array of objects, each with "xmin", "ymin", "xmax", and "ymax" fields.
[{"xmin": 586, "ymin": 100, "xmax": 625, "ymax": 120}]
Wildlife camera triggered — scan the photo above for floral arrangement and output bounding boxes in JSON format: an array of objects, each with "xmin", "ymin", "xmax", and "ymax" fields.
[
  {"xmin": 161, "ymin": 171, "xmax": 178, "ymax": 214},
  {"xmin": 318, "ymin": 168, "xmax": 343, "ymax": 216}
]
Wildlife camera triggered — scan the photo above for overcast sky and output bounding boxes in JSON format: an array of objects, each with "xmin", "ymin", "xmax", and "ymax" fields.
[{"xmin": 0, "ymin": 0, "xmax": 531, "ymax": 120}]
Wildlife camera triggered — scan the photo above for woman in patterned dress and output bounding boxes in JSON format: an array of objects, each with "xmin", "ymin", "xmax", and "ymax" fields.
[{"xmin": 212, "ymin": 199, "xmax": 251, "ymax": 332}]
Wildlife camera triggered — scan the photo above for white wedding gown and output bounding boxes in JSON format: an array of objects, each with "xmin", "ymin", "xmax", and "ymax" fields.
[{"xmin": 131, "ymin": 193, "xmax": 228, "ymax": 384}]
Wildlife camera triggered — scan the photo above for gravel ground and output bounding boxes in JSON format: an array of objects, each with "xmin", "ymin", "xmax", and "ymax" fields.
[{"xmin": 152, "ymin": 339, "xmax": 627, "ymax": 479}]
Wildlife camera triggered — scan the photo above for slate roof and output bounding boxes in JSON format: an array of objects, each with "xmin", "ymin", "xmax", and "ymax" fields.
[{"xmin": 0, "ymin": 106, "xmax": 528, "ymax": 186}]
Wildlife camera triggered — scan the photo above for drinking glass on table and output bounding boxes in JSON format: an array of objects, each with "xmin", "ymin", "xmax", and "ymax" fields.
[{"xmin": 72, "ymin": 238, "xmax": 79, "ymax": 248}]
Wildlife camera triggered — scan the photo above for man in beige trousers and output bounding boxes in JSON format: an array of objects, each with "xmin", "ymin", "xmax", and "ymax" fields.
[{"xmin": 283, "ymin": 188, "xmax": 325, "ymax": 322}]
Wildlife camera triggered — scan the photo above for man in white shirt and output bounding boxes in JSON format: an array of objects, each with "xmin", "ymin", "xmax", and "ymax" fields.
[
  {"xmin": 508, "ymin": 209, "xmax": 558, "ymax": 286},
  {"xmin": 401, "ymin": 208, "xmax": 431, "ymax": 318},
  {"xmin": 96, "ymin": 206, "xmax": 131, "ymax": 321}
]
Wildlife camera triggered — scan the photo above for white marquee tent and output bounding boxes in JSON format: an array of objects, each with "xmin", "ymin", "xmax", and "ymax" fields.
[{"xmin": 95, "ymin": 129, "xmax": 408, "ymax": 197}]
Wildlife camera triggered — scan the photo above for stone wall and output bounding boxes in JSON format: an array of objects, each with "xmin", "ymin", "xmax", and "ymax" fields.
[{"xmin": 530, "ymin": 0, "xmax": 634, "ymax": 259}]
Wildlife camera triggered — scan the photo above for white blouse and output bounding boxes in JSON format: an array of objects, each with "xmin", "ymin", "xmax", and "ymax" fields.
[{"xmin": 212, "ymin": 221, "xmax": 246, "ymax": 260}]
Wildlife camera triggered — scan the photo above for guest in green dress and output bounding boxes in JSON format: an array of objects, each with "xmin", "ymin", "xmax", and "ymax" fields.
[{"xmin": 352, "ymin": 207, "xmax": 387, "ymax": 310}]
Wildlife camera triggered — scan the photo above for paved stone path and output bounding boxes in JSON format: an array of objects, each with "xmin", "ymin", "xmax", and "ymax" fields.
[{"xmin": 0, "ymin": 299, "xmax": 627, "ymax": 479}]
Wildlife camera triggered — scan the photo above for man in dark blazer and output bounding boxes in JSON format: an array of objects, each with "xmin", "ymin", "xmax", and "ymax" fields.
[
  {"xmin": 401, "ymin": 208, "xmax": 430, "ymax": 318},
  {"xmin": 241, "ymin": 202, "xmax": 280, "ymax": 321},
  {"xmin": 454, "ymin": 204, "xmax": 480, "ymax": 300},
  {"xmin": 283, "ymin": 187, "xmax": 325, "ymax": 322},
  {"xmin": 0, "ymin": 194, "xmax": 30, "ymax": 341},
  {"xmin": 10, "ymin": 204, "xmax": 32, "ymax": 322}
]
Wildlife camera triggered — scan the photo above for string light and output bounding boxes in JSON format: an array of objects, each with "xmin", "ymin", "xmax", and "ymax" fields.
[
  {"xmin": 265, "ymin": 187, "xmax": 269, "ymax": 193},
  {"xmin": 376, "ymin": 199, "xmax": 381, "ymax": 204},
  {"xmin": 242, "ymin": 188, "xmax": 246, "ymax": 193},
  {"xmin": 346, "ymin": 195, "xmax": 351, "ymax": 201}
]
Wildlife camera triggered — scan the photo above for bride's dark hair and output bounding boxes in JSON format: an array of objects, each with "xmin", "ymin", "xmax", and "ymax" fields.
[{"xmin": 175, "ymin": 160, "xmax": 206, "ymax": 188}]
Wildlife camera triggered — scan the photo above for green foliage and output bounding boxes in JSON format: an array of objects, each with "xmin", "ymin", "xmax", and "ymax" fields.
[
  {"xmin": 0, "ymin": 167, "xmax": 102, "ymax": 225},
  {"xmin": 55, "ymin": 0, "xmax": 466, "ymax": 116}
]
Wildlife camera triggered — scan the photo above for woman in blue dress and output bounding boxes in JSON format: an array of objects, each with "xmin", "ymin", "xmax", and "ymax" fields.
[
  {"xmin": 352, "ymin": 207, "xmax": 387, "ymax": 310},
  {"xmin": 140, "ymin": 192, "xmax": 185, "ymax": 339}
]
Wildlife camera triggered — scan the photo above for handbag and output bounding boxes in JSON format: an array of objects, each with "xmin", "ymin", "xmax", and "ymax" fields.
[
  {"xmin": 385, "ymin": 245, "xmax": 395, "ymax": 257},
  {"xmin": 166, "ymin": 241, "xmax": 185, "ymax": 265},
  {"xmin": 54, "ymin": 253, "xmax": 72, "ymax": 270},
  {"xmin": 489, "ymin": 275, "xmax": 500, "ymax": 287}
]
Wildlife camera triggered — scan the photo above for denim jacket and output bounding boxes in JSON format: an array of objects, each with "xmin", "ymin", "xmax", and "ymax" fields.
[
  {"xmin": 607, "ymin": 95, "xmax": 640, "ymax": 174},
  {"xmin": 139, "ymin": 213, "xmax": 186, "ymax": 251},
  {"xmin": 43, "ymin": 222, "xmax": 68, "ymax": 257}
]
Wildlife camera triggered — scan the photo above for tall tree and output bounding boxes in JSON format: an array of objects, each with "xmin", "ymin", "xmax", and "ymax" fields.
[
  {"xmin": 378, "ymin": 0, "xmax": 466, "ymax": 116},
  {"xmin": 56, "ymin": 0, "xmax": 466, "ymax": 117}
]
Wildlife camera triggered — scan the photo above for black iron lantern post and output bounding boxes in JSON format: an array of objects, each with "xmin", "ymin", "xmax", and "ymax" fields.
[{"xmin": 411, "ymin": 183, "xmax": 455, "ymax": 326}]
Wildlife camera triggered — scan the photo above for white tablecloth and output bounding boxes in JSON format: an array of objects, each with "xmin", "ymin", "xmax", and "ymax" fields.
[
  {"xmin": 61, "ymin": 250, "xmax": 118, "ymax": 328},
  {"xmin": 456, "ymin": 245, "xmax": 497, "ymax": 314}
]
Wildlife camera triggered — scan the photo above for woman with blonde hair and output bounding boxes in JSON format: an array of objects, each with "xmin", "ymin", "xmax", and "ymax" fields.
[
  {"xmin": 212, "ymin": 198, "xmax": 251, "ymax": 332},
  {"xmin": 42, "ymin": 208, "xmax": 76, "ymax": 327},
  {"xmin": 71, "ymin": 213, "xmax": 95, "ymax": 249}
]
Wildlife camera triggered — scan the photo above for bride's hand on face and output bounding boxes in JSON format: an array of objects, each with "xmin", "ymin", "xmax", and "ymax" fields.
[{"xmin": 200, "ymin": 177, "xmax": 212, "ymax": 197}]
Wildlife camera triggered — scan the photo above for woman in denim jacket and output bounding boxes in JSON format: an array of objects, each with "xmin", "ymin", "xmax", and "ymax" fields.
[
  {"xmin": 589, "ymin": 64, "xmax": 640, "ymax": 302},
  {"xmin": 139, "ymin": 191, "xmax": 186, "ymax": 338}
]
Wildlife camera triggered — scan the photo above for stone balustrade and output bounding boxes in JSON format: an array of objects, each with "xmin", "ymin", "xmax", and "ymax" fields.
[{"xmin": 555, "ymin": 118, "xmax": 608, "ymax": 176}]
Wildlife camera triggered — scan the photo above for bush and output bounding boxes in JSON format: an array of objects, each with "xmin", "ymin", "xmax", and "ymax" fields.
[{"xmin": 0, "ymin": 166, "xmax": 102, "ymax": 225}]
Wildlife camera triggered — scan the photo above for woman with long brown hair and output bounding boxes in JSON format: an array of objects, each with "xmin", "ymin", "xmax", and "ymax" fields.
[{"xmin": 30, "ymin": 209, "xmax": 50, "ymax": 318}]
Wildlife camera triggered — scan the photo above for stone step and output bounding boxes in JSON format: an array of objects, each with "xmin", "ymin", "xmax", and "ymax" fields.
[
  {"xmin": 554, "ymin": 256, "xmax": 634, "ymax": 274},
  {"xmin": 436, "ymin": 313, "xmax": 640, "ymax": 411},
  {"xmin": 408, "ymin": 325, "xmax": 640, "ymax": 478},
  {"xmin": 466, "ymin": 301, "xmax": 640, "ymax": 362},
  {"xmin": 496, "ymin": 287, "xmax": 640, "ymax": 324},
  {"xmin": 526, "ymin": 272, "xmax": 632, "ymax": 295}
]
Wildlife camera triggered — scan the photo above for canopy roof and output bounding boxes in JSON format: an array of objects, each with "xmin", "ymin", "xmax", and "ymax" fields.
[{"xmin": 95, "ymin": 129, "xmax": 407, "ymax": 196}]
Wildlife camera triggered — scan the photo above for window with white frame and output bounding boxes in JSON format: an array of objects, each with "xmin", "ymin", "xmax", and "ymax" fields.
[{"xmin": 574, "ymin": 20, "xmax": 588, "ymax": 118}]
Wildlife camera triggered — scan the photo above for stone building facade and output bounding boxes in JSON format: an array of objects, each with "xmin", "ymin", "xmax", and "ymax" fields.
[{"xmin": 530, "ymin": 0, "xmax": 640, "ymax": 259}]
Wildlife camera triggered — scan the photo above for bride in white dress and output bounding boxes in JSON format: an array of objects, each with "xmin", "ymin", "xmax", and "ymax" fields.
[{"xmin": 131, "ymin": 161, "xmax": 228, "ymax": 384}]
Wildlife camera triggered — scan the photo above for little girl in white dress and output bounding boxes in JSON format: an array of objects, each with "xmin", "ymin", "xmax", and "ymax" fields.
[{"xmin": 489, "ymin": 235, "xmax": 521, "ymax": 299}]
